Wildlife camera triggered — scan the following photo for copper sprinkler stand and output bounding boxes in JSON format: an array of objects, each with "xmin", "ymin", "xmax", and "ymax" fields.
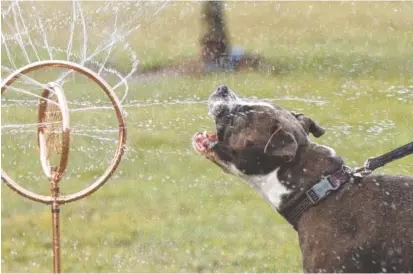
[{"xmin": 1, "ymin": 60, "xmax": 127, "ymax": 273}]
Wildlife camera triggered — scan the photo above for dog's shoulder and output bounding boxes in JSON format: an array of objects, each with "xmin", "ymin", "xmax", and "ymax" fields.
[{"xmin": 361, "ymin": 174, "xmax": 413, "ymax": 203}]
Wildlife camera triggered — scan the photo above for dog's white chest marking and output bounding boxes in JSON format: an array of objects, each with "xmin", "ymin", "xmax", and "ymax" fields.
[
  {"xmin": 249, "ymin": 168, "xmax": 291, "ymax": 209},
  {"xmin": 229, "ymin": 165, "xmax": 291, "ymax": 209}
]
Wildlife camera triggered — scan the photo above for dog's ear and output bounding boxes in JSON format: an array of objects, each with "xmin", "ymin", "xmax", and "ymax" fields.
[
  {"xmin": 291, "ymin": 112, "xmax": 325, "ymax": 138},
  {"xmin": 264, "ymin": 127, "xmax": 298, "ymax": 163}
]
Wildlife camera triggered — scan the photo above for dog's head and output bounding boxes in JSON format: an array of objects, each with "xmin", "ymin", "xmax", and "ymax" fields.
[{"xmin": 199, "ymin": 85, "xmax": 326, "ymax": 176}]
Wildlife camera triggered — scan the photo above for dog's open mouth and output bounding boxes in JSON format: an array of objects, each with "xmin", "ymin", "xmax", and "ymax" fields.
[
  {"xmin": 192, "ymin": 131, "xmax": 217, "ymax": 155},
  {"xmin": 193, "ymin": 131, "xmax": 232, "ymax": 173}
]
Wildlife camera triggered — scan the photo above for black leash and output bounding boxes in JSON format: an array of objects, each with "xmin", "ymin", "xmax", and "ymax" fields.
[{"xmin": 353, "ymin": 140, "xmax": 413, "ymax": 177}]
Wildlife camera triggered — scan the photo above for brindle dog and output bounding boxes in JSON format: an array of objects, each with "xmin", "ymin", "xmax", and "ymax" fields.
[{"xmin": 193, "ymin": 85, "xmax": 413, "ymax": 273}]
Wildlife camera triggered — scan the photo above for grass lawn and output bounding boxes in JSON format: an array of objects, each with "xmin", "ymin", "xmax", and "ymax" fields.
[{"xmin": 1, "ymin": 1, "xmax": 413, "ymax": 272}]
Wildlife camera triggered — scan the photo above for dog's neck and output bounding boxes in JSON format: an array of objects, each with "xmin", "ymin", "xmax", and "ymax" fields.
[
  {"xmin": 278, "ymin": 142, "xmax": 344, "ymax": 210},
  {"xmin": 240, "ymin": 142, "xmax": 344, "ymax": 214}
]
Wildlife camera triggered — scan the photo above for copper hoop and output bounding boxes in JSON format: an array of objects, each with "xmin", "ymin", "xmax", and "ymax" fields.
[
  {"xmin": 1, "ymin": 60, "xmax": 127, "ymax": 204},
  {"xmin": 37, "ymin": 82, "xmax": 70, "ymax": 183}
]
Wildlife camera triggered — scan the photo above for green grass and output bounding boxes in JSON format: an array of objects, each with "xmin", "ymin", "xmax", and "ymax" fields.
[{"xmin": 2, "ymin": 1, "xmax": 413, "ymax": 273}]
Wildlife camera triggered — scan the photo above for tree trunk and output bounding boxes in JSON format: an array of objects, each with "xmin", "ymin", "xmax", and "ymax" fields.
[{"xmin": 200, "ymin": 1, "xmax": 229, "ymax": 71}]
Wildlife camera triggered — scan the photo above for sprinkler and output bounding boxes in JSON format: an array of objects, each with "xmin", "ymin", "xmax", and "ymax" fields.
[{"xmin": 1, "ymin": 60, "xmax": 127, "ymax": 273}]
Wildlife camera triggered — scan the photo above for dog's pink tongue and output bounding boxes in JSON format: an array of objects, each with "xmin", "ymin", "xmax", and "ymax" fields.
[{"xmin": 195, "ymin": 134, "xmax": 204, "ymax": 142}]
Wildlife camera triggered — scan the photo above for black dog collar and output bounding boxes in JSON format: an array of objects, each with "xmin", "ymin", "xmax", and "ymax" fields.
[{"xmin": 280, "ymin": 166, "xmax": 352, "ymax": 230}]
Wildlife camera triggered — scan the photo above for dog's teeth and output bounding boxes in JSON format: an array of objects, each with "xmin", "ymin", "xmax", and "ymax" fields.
[{"xmin": 203, "ymin": 131, "xmax": 207, "ymax": 137}]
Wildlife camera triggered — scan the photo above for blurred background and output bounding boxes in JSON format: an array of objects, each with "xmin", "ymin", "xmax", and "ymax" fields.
[{"xmin": 1, "ymin": 1, "xmax": 413, "ymax": 272}]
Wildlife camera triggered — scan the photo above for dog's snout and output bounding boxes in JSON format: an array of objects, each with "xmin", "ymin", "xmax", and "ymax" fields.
[{"xmin": 216, "ymin": 85, "xmax": 229, "ymax": 95}]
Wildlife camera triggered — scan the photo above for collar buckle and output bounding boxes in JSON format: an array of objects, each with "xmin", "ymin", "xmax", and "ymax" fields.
[{"xmin": 306, "ymin": 176, "xmax": 340, "ymax": 204}]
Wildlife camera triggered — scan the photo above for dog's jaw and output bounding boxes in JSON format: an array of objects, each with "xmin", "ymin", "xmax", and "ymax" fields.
[
  {"xmin": 193, "ymin": 132, "xmax": 232, "ymax": 174},
  {"xmin": 193, "ymin": 130, "xmax": 292, "ymax": 209}
]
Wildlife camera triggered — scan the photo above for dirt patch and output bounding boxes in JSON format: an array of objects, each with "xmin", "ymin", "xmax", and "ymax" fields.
[{"xmin": 138, "ymin": 53, "xmax": 281, "ymax": 78}]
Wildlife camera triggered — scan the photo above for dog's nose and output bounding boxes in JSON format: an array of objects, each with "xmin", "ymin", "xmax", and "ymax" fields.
[{"xmin": 216, "ymin": 85, "xmax": 228, "ymax": 95}]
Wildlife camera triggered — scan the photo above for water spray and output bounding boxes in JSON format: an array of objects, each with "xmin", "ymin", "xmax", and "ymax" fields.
[{"xmin": 1, "ymin": 60, "xmax": 127, "ymax": 273}]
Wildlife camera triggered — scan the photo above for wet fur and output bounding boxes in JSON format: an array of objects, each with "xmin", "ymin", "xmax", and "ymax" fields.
[{"xmin": 194, "ymin": 86, "xmax": 413, "ymax": 273}]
